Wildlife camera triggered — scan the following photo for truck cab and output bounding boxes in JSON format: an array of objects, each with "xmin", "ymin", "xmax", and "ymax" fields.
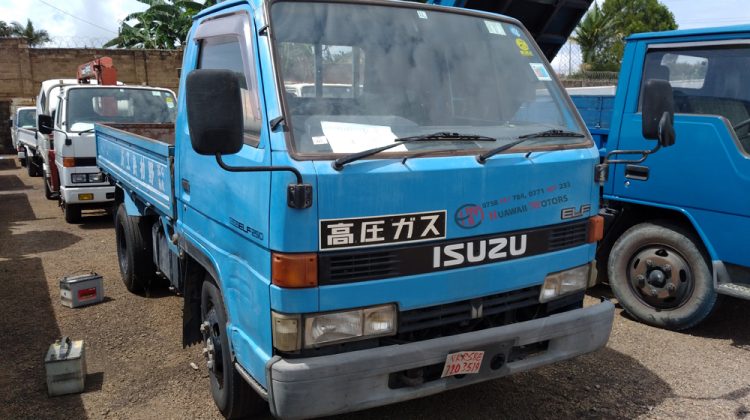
[
  {"xmin": 569, "ymin": 26, "xmax": 750, "ymax": 330},
  {"xmin": 96, "ymin": 1, "xmax": 623, "ymax": 417},
  {"xmin": 37, "ymin": 63, "xmax": 177, "ymax": 223},
  {"xmin": 10, "ymin": 106, "xmax": 35, "ymax": 166}
]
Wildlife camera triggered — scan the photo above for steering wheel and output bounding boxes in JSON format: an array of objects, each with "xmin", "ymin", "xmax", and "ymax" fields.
[{"xmin": 733, "ymin": 118, "xmax": 750, "ymax": 132}]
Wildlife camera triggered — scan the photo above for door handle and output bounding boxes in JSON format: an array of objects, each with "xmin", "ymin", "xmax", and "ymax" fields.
[
  {"xmin": 181, "ymin": 178, "xmax": 190, "ymax": 193},
  {"xmin": 625, "ymin": 164, "xmax": 649, "ymax": 181}
]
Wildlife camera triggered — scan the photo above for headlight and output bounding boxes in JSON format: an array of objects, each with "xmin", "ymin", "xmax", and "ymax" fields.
[
  {"xmin": 71, "ymin": 173, "xmax": 87, "ymax": 183},
  {"xmin": 272, "ymin": 304, "xmax": 397, "ymax": 352},
  {"xmin": 88, "ymin": 173, "xmax": 105, "ymax": 183},
  {"xmin": 539, "ymin": 264, "xmax": 590, "ymax": 303}
]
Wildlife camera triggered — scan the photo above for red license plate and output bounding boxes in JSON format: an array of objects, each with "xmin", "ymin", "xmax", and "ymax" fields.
[{"xmin": 441, "ymin": 351, "xmax": 484, "ymax": 378}]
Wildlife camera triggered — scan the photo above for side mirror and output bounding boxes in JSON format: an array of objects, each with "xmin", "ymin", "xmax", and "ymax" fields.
[
  {"xmin": 186, "ymin": 69, "xmax": 244, "ymax": 156},
  {"xmin": 642, "ymin": 79, "xmax": 676, "ymax": 147},
  {"xmin": 38, "ymin": 114, "xmax": 53, "ymax": 135}
]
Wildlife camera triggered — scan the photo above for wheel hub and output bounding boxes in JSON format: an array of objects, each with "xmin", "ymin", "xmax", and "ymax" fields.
[
  {"xmin": 628, "ymin": 248, "xmax": 692, "ymax": 309},
  {"xmin": 201, "ymin": 309, "xmax": 225, "ymax": 383}
]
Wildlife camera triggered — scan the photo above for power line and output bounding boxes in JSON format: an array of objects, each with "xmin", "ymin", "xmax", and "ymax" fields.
[{"xmin": 35, "ymin": 0, "xmax": 118, "ymax": 35}]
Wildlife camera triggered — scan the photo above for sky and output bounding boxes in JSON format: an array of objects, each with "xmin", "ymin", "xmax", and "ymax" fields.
[{"xmin": 0, "ymin": 0, "xmax": 749, "ymax": 49}]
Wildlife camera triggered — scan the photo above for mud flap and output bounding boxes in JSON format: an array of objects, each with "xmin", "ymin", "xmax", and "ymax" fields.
[{"xmin": 182, "ymin": 257, "xmax": 203, "ymax": 347}]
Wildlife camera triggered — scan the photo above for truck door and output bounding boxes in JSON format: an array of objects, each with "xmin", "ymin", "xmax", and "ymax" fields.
[
  {"xmin": 612, "ymin": 40, "xmax": 750, "ymax": 267},
  {"xmin": 176, "ymin": 10, "xmax": 273, "ymax": 379}
]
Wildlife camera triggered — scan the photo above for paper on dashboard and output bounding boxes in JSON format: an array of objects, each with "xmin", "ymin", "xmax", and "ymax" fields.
[{"xmin": 320, "ymin": 121, "xmax": 407, "ymax": 153}]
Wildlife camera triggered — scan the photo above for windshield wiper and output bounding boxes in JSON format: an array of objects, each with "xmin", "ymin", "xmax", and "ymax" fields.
[
  {"xmin": 476, "ymin": 129, "xmax": 584, "ymax": 164},
  {"xmin": 332, "ymin": 132, "xmax": 496, "ymax": 170},
  {"xmin": 78, "ymin": 128, "xmax": 95, "ymax": 135}
]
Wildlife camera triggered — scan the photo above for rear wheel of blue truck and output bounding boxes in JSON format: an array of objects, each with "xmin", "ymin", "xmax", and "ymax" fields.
[
  {"xmin": 115, "ymin": 203, "xmax": 156, "ymax": 294},
  {"xmin": 608, "ymin": 222, "xmax": 716, "ymax": 330},
  {"xmin": 201, "ymin": 279, "xmax": 266, "ymax": 419}
]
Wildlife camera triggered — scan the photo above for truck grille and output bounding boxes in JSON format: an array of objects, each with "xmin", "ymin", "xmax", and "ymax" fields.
[
  {"xmin": 319, "ymin": 220, "xmax": 589, "ymax": 284},
  {"xmin": 548, "ymin": 221, "xmax": 588, "ymax": 250},
  {"xmin": 398, "ymin": 286, "xmax": 540, "ymax": 334}
]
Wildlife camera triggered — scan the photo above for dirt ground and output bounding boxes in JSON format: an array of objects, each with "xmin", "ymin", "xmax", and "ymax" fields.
[{"xmin": 2, "ymin": 155, "xmax": 750, "ymax": 420}]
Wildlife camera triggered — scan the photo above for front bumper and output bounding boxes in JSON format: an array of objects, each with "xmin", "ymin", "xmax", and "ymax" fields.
[
  {"xmin": 60, "ymin": 185, "xmax": 115, "ymax": 204},
  {"xmin": 266, "ymin": 300, "xmax": 614, "ymax": 419}
]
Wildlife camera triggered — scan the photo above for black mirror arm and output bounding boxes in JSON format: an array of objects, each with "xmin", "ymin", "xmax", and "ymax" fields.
[
  {"xmin": 604, "ymin": 143, "xmax": 662, "ymax": 165},
  {"xmin": 215, "ymin": 153, "xmax": 312, "ymax": 209},
  {"xmin": 594, "ymin": 143, "xmax": 662, "ymax": 186}
]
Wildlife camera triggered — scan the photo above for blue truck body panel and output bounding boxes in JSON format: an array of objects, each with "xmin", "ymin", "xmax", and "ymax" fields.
[
  {"xmin": 97, "ymin": 0, "xmax": 614, "ymax": 416},
  {"xmin": 96, "ymin": 124, "xmax": 175, "ymax": 218},
  {"xmin": 569, "ymin": 25, "xmax": 750, "ymax": 292}
]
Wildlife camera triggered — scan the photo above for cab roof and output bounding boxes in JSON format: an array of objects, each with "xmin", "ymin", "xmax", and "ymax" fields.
[{"xmin": 627, "ymin": 24, "xmax": 750, "ymax": 41}]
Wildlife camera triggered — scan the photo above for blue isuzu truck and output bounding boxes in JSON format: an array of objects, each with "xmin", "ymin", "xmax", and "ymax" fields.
[
  {"xmin": 95, "ymin": 0, "xmax": 673, "ymax": 418},
  {"xmin": 569, "ymin": 25, "xmax": 750, "ymax": 331}
]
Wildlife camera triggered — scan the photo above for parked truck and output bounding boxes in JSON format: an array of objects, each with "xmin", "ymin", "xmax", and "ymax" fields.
[
  {"xmin": 36, "ymin": 58, "xmax": 177, "ymax": 222},
  {"xmin": 9, "ymin": 106, "xmax": 36, "ymax": 167},
  {"xmin": 569, "ymin": 25, "xmax": 750, "ymax": 330},
  {"xmin": 95, "ymin": 0, "xmax": 674, "ymax": 418}
]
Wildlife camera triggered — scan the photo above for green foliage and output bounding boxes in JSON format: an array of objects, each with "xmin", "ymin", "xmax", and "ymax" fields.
[
  {"xmin": 575, "ymin": 0, "xmax": 677, "ymax": 71},
  {"xmin": 105, "ymin": 0, "xmax": 216, "ymax": 49},
  {"xmin": 0, "ymin": 19, "xmax": 51, "ymax": 47}
]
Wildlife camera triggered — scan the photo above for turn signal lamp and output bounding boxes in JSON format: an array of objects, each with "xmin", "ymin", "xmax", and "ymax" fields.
[
  {"xmin": 271, "ymin": 252, "xmax": 318, "ymax": 288},
  {"xmin": 587, "ymin": 215, "xmax": 604, "ymax": 243},
  {"xmin": 63, "ymin": 157, "xmax": 76, "ymax": 167}
]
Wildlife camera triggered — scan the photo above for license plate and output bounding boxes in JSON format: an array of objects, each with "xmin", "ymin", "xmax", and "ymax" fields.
[{"xmin": 441, "ymin": 351, "xmax": 484, "ymax": 378}]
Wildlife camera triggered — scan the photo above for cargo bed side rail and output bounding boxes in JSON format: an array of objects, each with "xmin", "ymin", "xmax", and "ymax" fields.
[{"xmin": 96, "ymin": 124, "xmax": 175, "ymax": 219}]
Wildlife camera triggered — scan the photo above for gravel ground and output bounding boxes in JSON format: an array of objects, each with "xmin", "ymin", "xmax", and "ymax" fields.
[{"xmin": 2, "ymin": 155, "xmax": 750, "ymax": 419}]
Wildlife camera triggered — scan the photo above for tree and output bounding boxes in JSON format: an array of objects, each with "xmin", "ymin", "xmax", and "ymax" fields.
[
  {"xmin": 0, "ymin": 21, "xmax": 14, "ymax": 37},
  {"xmin": 105, "ymin": 0, "xmax": 216, "ymax": 49},
  {"xmin": 10, "ymin": 19, "xmax": 51, "ymax": 47},
  {"xmin": 572, "ymin": 3, "xmax": 616, "ymax": 71},
  {"xmin": 575, "ymin": 0, "xmax": 677, "ymax": 71}
]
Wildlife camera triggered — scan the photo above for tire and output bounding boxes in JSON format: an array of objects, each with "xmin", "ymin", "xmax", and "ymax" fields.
[
  {"xmin": 27, "ymin": 156, "xmax": 41, "ymax": 177},
  {"xmin": 115, "ymin": 203, "xmax": 156, "ymax": 294},
  {"xmin": 44, "ymin": 178, "xmax": 56, "ymax": 200},
  {"xmin": 64, "ymin": 203, "xmax": 82, "ymax": 223},
  {"xmin": 608, "ymin": 222, "xmax": 716, "ymax": 330},
  {"xmin": 201, "ymin": 280, "xmax": 266, "ymax": 419}
]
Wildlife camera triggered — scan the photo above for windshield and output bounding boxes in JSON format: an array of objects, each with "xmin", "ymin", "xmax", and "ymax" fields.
[
  {"xmin": 271, "ymin": 2, "xmax": 588, "ymax": 157},
  {"xmin": 17, "ymin": 109, "xmax": 36, "ymax": 128},
  {"xmin": 66, "ymin": 87, "xmax": 177, "ymax": 132}
]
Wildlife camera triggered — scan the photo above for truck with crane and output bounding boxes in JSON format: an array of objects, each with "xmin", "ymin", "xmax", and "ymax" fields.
[
  {"xmin": 36, "ymin": 57, "xmax": 177, "ymax": 223},
  {"xmin": 568, "ymin": 25, "xmax": 750, "ymax": 331},
  {"xmin": 93, "ymin": 0, "xmax": 676, "ymax": 418}
]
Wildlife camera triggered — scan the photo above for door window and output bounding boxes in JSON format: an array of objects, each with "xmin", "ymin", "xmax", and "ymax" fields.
[
  {"xmin": 641, "ymin": 44, "xmax": 750, "ymax": 152},
  {"xmin": 198, "ymin": 35, "xmax": 263, "ymax": 145}
]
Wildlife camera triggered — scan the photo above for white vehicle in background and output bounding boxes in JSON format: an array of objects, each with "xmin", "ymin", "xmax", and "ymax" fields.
[
  {"xmin": 36, "ymin": 57, "xmax": 177, "ymax": 223},
  {"xmin": 9, "ymin": 106, "xmax": 36, "ymax": 167},
  {"xmin": 23, "ymin": 78, "xmax": 80, "ymax": 178}
]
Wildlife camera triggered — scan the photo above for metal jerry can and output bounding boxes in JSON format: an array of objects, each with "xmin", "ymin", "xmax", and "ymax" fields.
[{"xmin": 44, "ymin": 337, "xmax": 86, "ymax": 396}]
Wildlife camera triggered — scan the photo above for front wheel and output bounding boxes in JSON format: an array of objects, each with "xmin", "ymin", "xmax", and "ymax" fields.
[
  {"xmin": 608, "ymin": 222, "xmax": 716, "ymax": 330},
  {"xmin": 64, "ymin": 203, "xmax": 82, "ymax": 223},
  {"xmin": 201, "ymin": 280, "xmax": 266, "ymax": 419},
  {"xmin": 44, "ymin": 178, "xmax": 56, "ymax": 200}
]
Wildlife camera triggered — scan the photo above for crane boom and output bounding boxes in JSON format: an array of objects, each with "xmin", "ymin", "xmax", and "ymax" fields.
[{"xmin": 77, "ymin": 57, "xmax": 118, "ymax": 85}]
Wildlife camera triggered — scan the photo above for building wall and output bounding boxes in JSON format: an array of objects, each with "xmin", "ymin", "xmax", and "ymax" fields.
[{"xmin": 0, "ymin": 38, "xmax": 183, "ymax": 153}]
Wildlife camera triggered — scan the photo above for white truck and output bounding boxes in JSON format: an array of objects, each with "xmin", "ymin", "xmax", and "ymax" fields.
[
  {"xmin": 36, "ymin": 58, "xmax": 177, "ymax": 223},
  {"xmin": 9, "ymin": 106, "xmax": 36, "ymax": 167}
]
